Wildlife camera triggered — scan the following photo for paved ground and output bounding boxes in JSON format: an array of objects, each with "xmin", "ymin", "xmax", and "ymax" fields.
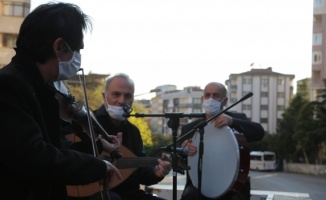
[
  {"xmin": 250, "ymin": 190, "xmax": 311, "ymax": 200},
  {"xmin": 147, "ymin": 173, "xmax": 312, "ymax": 200},
  {"xmin": 146, "ymin": 185, "xmax": 312, "ymax": 200}
]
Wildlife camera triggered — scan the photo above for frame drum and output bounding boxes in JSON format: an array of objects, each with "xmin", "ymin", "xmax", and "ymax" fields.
[{"xmin": 188, "ymin": 123, "xmax": 240, "ymax": 199}]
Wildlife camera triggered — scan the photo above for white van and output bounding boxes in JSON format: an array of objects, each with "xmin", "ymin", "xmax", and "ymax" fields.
[{"xmin": 250, "ymin": 151, "xmax": 276, "ymax": 171}]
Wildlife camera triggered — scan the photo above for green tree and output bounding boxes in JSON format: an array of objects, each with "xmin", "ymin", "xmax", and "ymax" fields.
[
  {"xmin": 312, "ymin": 79, "xmax": 326, "ymax": 163},
  {"xmin": 274, "ymin": 79, "xmax": 310, "ymax": 161},
  {"xmin": 147, "ymin": 134, "xmax": 172, "ymax": 157},
  {"xmin": 274, "ymin": 96, "xmax": 302, "ymax": 161},
  {"xmin": 128, "ymin": 102, "xmax": 153, "ymax": 148},
  {"xmin": 292, "ymin": 79, "xmax": 326, "ymax": 164},
  {"xmin": 293, "ymin": 102, "xmax": 318, "ymax": 163},
  {"xmin": 65, "ymin": 78, "xmax": 105, "ymax": 110},
  {"xmin": 249, "ymin": 132, "xmax": 277, "ymax": 152}
]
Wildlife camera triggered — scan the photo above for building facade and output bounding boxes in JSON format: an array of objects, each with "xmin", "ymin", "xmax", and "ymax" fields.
[
  {"xmin": 0, "ymin": 0, "xmax": 30, "ymax": 67},
  {"xmin": 150, "ymin": 85, "xmax": 203, "ymax": 135},
  {"xmin": 225, "ymin": 67, "xmax": 295, "ymax": 134},
  {"xmin": 312, "ymin": 0, "xmax": 326, "ymax": 99}
]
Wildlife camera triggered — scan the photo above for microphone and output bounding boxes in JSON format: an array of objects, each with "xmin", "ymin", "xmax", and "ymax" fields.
[
  {"xmin": 123, "ymin": 104, "xmax": 133, "ymax": 118},
  {"xmin": 159, "ymin": 146, "xmax": 189, "ymax": 156},
  {"xmin": 239, "ymin": 92, "xmax": 253, "ymax": 102}
]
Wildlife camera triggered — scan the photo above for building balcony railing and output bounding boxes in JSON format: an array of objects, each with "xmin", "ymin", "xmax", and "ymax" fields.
[
  {"xmin": 167, "ymin": 103, "xmax": 202, "ymax": 108},
  {"xmin": 229, "ymin": 85, "xmax": 237, "ymax": 90}
]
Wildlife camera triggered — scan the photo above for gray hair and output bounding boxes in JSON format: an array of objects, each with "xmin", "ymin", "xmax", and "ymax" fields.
[{"xmin": 104, "ymin": 73, "xmax": 135, "ymax": 95}]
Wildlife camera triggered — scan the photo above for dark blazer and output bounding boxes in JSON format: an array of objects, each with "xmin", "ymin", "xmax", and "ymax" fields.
[
  {"xmin": 180, "ymin": 111, "xmax": 265, "ymax": 200},
  {"xmin": 181, "ymin": 111, "xmax": 264, "ymax": 142},
  {"xmin": 0, "ymin": 50, "xmax": 107, "ymax": 200},
  {"xmin": 94, "ymin": 105, "xmax": 164, "ymax": 199}
]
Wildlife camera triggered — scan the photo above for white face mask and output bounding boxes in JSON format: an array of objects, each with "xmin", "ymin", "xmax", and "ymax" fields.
[
  {"xmin": 57, "ymin": 50, "xmax": 81, "ymax": 80},
  {"xmin": 106, "ymin": 104, "xmax": 126, "ymax": 121},
  {"xmin": 202, "ymin": 98, "xmax": 224, "ymax": 116}
]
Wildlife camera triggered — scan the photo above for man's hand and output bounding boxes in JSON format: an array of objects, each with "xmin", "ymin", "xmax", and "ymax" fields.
[
  {"xmin": 182, "ymin": 139, "xmax": 197, "ymax": 156},
  {"xmin": 101, "ymin": 132, "xmax": 122, "ymax": 153},
  {"xmin": 103, "ymin": 160, "xmax": 122, "ymax": 183},
  {"xmin": 154, "ymin": 153, "xmax": 171, "ymax": 178},
  {"xmin": 212, "ymin": 114, "xmax": 233, "ymax": 128}
]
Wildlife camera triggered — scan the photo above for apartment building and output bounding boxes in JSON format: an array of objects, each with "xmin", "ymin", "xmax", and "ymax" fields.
[
  {"xmin": 150, "ymin": 85, "xmax": 203, "ymax": 135},
  {"xmin": 0, "ymin": 0, "xmax": 30, "ymax": 68},
  {"xmin": 312, "ymin": 0, "xmax": 326, "ymax": 99},
  {"xmin": 225, "ymin": 67, "xmax": 295, "ymax": 134}
]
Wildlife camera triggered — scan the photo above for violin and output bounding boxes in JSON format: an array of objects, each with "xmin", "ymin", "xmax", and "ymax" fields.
[
  {"xmin": 53, "ymin": 80, "xmax": 124, "ymax": 198},
  {"xmin": 53, "ymin": 81, "xmax": 115, "ymax": 155}
]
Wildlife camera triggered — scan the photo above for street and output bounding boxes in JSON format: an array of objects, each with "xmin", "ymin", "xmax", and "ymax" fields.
[{"xmin": 149, "ymin": 170, "xmax": 326, "ymax": 199}]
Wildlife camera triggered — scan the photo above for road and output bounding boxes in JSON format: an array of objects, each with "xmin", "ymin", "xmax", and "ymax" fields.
[
  {"xmin": 150, "ymin": 170, "xmax": 326, "ymax": 199},
  {"xmin": 250, "ymin": 171, "xmax": 326, "ymax": 200}
]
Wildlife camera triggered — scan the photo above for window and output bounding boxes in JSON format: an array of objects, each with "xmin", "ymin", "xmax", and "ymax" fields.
[
  {"xmin": 261, "ymin": 78, "xmax": 268, "ymax": 87},
  {"xmin": 230, "ymin": 97, "xmax": 237, "ymax": 102},
  {"xmin": 261, "ymin": 92, "xmax": 268, "ymax": 97},
  {"xmin": 163, "ymin": 100, "xmax": 169, "ymax": 108},
  {"xmin": 277, "ymin": 92, "xmax": 285, "ymax": 98},
  {"xmin": 312, "ymin": 70, "xmax": 321, "ymax": 83},
  {"xmin": 261, "ymin": 105, "xmax": 268, "ymax": 110},
  {"xmin": 312, "ymin": 51, "xmax": 322, "ymax": 64},
  {"xmin": 277, "ymin": 105, "xmax": 285, "ymax": 111},
  {"xmin": 260, "ymin": 118, "xmax": 268, "ymax": 123},
  {"xmin": 193, "ymin": 98, "xmax": 201, "ymax": 104},
  {"xmin": 173, "ymin": 98, "xmax": 179, "ymax": 106},
  {"xmin": 3, "ymin": 2, "xmax": 30, "ymax": 17},
  {"xmin": 243, "ymin": 91, "xmax": 251, "ymax": 97},
  {"xmin": 313, "ymin": 33, "xmax": 322, "ymax": 46},
  {"xmin": 277, "ymin": 78, "xmax": 284, "ymax": 85},
  {"xmin": 264, "ymin": 154, "xmax": 275, "ymax": 161},
  {"xmin": 243, "ymin": 78, "xmax": 252, "ymax": 84},
  {"xmin": 3, "ymin": 34, "xmax": 18, "ymax": 48},
  {"xmin": 242, "ymin": 104, "xmax": 251, "ymax": 110},
  {"xmin": 314, "ymin": 0, "xmax": 324, "ymax": 8}
]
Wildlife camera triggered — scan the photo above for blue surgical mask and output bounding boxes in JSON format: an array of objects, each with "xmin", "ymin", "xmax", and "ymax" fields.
[
  {"xmin": 57, "ymin": 43, "xmax": 81, "ymax": 80},
  {"xmin": 202, "ymin": 98, "xmax": 224, "ymax": 116}
]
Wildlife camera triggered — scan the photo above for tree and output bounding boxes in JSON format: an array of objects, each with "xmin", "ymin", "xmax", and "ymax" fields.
[
  {"xmin": 274, "ymin": 79, "xmax": 310, "ymax": 161},
  {"xmin": 293, "ymin": 102, "xmax": 318, "ymax": 163},
  {"xmin": 65, "ymin": 78, "xmax": 105, "ymax": 110},
  {"xmin": 128, "ymin": 102, "xmax": 153, "ymax": 148},
  {"xmin": 293, "ymin": 79, "xmax": 326, "ymax": 164},
  {"xmin": 274, "ymin": 95, "xmax": 303, "ymax": 161},
  {"xmin": 312, "ymin": 79, "xmax": 326, "ymax": 163}
]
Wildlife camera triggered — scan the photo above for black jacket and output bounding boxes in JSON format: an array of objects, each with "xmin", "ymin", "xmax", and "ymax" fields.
[
  {"xmin": 0, "ymin": 50, "xmax": 107, "ymax": 200},
  {"xmin": 181, "ymin": 112, "xmax": 264, "ymax": 142},
  {"xmin": 94, "ymin": 105, "xmax": 163, "ymax": 199},
  {"xmin": 180, "ymin": 111, "xmax": 265, "ymax": 199}
]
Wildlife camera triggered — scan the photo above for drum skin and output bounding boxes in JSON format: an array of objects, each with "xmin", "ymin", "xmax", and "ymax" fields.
[{"xmin": 188, "ymin": 123, "xmax": 249, "ymax": 199}]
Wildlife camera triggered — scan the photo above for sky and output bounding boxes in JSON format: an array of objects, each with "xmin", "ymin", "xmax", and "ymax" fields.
[{"xmin": 31, "ymin": 0, "xmax": 313, "ymax": 99}]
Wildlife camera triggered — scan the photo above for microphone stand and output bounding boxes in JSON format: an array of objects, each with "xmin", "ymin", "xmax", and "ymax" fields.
[
  {"xmin": 127, "ymin": 112, "xmax": 204, "ymax": 200},
  {"xmin": 176, "ymin": 92, "xmax": 253, "ymax": 199}
]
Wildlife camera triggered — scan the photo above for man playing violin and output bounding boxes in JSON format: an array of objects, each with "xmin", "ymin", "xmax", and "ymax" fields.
[
  {"xmin": 0, "ymin": 3, "xmax": 121, "ymax": 200},
  {"xmin": 92, "ymin": 73, "xmax": 172, "ymax": 200},
  {"xmin": 179, "ymin": 82, "xmax": 265, "ymax": 200}
]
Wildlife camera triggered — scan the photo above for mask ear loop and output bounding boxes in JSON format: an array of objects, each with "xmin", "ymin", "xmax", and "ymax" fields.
[
  {"xmin": 63, "ymin": 40, "xmax": 74, "ymax": 53},
  {"xmin": 57, "ymin": 41, "xmax": 74, "ymax": 63},
  {"xmin": 220, "ymin": 97, "xmax": 226, "ymax": 110}
]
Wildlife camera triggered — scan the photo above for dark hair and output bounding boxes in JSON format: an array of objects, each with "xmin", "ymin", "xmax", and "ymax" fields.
[{"xmin": 16, "ymin": 2, "xmax": 92, "ymax": 63}]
